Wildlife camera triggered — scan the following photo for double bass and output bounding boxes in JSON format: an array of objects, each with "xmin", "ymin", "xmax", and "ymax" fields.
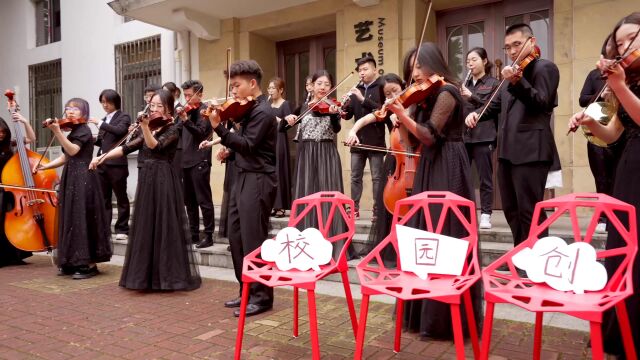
[{"xmin": 2, "ymin": 90, "xmax": 58, "ymax": 252}]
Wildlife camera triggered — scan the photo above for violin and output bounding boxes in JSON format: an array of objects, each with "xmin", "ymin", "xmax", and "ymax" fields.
[
  {"xmin": 308, "ymin": 98, "xmax": 343, "ymax": 115},
  {"xmin": 3, "ymin": 89, "xmax": 59, "ymax": 252},
  {"xmin": 374, "ymin": 74, "xmax": 445, "ymax": 121},
  {"xmin": 511, "ymin": 45, "xmax": 541, "ymax": 81},
  {"xmin": 175, "ymin": 101, "xmax": 202, "ymax": 116},
  {"xmin": 142, "ymin": 111, "xmax": 172, "ymax": 131},
  {"xmin": 201, "ymin": 97, "xmax": 255, "ymax": 122},
  {"xmin": 42, "ymin": 117, "xmax": 87, "ymax": 131}
]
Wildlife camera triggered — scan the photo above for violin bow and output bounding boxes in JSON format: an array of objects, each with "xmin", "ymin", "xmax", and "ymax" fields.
[
  {"xmin": 476, "ymin": 36, "xmax": 533, "ymax": 121},
  {"xmin": 343, "ymin": 142, "xmax": 420, "ymax": 157},
  {"xmin": 0, "ymin": 182, "xmax": 57, "ymax": 194},
  {"xmin": 284, "ymin": 71, "xmax": 355, "ymax": 130},
  {"xmin": 407, "ymin": 0, "xmax": 433, "ymax": 88}
]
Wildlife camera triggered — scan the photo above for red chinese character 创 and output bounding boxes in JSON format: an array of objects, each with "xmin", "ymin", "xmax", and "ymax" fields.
[{"xmin": 541, "ymin": 246, "xmax": 580, "ymax": 284}]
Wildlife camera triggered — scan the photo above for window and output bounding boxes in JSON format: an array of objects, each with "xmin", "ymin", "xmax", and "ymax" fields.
[
  {"xmin": 35, "ymin": 0, "xmax": 61, "ymax": 46},
  {"xmin": 505, "ymin": 10, "xmax": 551, "ymax": 61},
  {"xmin": 115, "ymin": 36, "xmax": 162, "ymax": 120},
  {"xmin": 29, "ymin": 59, "xmax": 62, "ymax": 146},
  {"xmin": 446, "ymin": 22, "xmax": 485, "ymax": 80}
]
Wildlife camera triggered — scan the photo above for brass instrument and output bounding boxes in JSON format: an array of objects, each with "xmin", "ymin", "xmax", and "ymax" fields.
[{"xmin": 582, "ymin": 101, "xmax": 613, "ymax": 147}]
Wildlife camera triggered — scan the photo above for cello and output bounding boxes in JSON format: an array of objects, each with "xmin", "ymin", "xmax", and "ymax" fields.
[{"xmin": 2, "ymin": 90, "xmax": 58, "ymax": 252}]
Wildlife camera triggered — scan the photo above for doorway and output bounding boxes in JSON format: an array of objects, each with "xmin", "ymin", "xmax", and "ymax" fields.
[
  {"xmin": 276, "ymin": 32, "xmax": 337, "ymax": 192},
  {"xmin": 436, "ymin": 0, "xmax": 553, "ymax": 210}
]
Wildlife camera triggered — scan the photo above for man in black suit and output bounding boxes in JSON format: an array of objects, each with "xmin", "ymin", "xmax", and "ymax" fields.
[
  {"xmin": 91, "ymin": 89, "xmax": 131, "ymax": 240},
  {"xmin": 465, "ymin": 23, "xmax": 560, "ymax": 246},
  {"xmin": 179, "ymin": 80, "xmax": 214, "ymax": 248},
  {"xmin": 208, "ymin": 60, "xmax": 277, "ymax": 317}
]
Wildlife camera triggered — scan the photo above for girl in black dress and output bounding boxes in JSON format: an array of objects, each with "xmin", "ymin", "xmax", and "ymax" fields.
[
  {"xmin": 35, "ymin": 98, "xmax": 111, "ymax": 279},
  {"xmin": 569, "ymin": 12, "xmax": 640, "ymax": 357},
  {"xmin": 91, "ymin": 90, "xmax": 201, "ymax": 291},
  {"xmin": 386, "ymin": 43, "xmax": 482, "ymax": 340},
  {"xmin": 0, "ymin": 114, "xmax": 36, "ymax": 267},
  {"xmin": 268, "ymin": 77, "xmax": 293, "ymax": 218}
]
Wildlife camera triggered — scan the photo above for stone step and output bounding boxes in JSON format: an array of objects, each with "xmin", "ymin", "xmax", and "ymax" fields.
[{"xmin": 111, "ymin": 207, "xmax": 609, "ymax": 284}]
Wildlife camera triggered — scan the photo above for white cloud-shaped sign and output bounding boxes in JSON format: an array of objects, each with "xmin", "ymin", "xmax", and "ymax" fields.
[
  {"xmin": 512, "ymin": 236, "xmax": 607, "ymax": 294},
  {"xmin": 261, "ymin": 227, "xmax": 333, "ymax": 272},
  {"xmin": 396, "ymin": 225, "xmax": 469, "ymax": 280}
]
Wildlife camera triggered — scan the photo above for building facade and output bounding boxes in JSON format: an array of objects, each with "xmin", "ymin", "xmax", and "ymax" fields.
[
  {"xmin": 15, "ymin": 0, "xmax": 640, "ymax": 208},
  {"xmin": 0, "ymin": 0, "xmax": 182, "ymax": 199}
]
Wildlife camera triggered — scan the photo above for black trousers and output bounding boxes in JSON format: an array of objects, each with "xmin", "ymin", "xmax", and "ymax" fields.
[
  {"xmin": 172, "ymin": 149, "xmax": 184, "ymax": 184},
  {"xmin": 228, "ymin": 171, "xmax": 277, "ymax": 306},
  {"xmin": 587, "ymin": 142, "xmax": 616, "ymax": 222},
  {"xmin": 97, "ymin": 164, "xmax": 130, "ymax": 234},
  {"xmin": 498, "ymin": 160, "xmax": 550, "ymax": 246},
  {"xmin": 466, "ymin": 142, "xmax": 494, "ymax": 215},
  {"xmin": 183, "ymin": 162, "xmax": 214, "ymax": 242}
]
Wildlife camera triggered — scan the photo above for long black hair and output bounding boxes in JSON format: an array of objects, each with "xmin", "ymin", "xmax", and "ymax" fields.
[
  {"xmin": 609, "ymin": 12, "xmax": 640, "ymax": 58},
  {"xmin": 378, "ymin": 73, "xmax": 406, "ymax": 100},
  {"xmin": 0, "ymin": 117, "xmax": 11, "ymax": 155},
  {"xmin": 402, "ymin": 42, "xmax": 459, "ymax": 87}
]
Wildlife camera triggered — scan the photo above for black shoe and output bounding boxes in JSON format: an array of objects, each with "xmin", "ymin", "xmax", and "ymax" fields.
[
  {"xmin": 233, "ymin": 303, "xmax": 272, "ymax": 317},
  {"xmin": 196, "ymin": 238, "xmax": 214, "ymax": 249},
  {"xmin": 57, "ymin": 266, "xmax": 75, "ymax": 276},
  {"xmin": 224, "ymin": 297, "xmax": 242, "ymax": 308},
  {"xmin": 72, "ymin": 266, "xmax": 98, "ymax": 280}
]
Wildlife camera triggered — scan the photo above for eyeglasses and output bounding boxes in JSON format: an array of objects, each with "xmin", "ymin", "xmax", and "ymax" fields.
[
  {"xmin": 502, "ymin": 41, "xmax": 524, "ymax": 53},
  {"xmin": 64, "ymin": 107, "xmax": 80, "ymax": 112}
]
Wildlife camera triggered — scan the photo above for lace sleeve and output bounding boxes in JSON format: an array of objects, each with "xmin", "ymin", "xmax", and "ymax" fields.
[
  {"xmin": 121, "ymin": 129, "xmax": 143, "ymax": 155},
  {"xmin": 152, "ymin": 124, "xmax": 179, "ymax": 152},
  {"xmin": 414, "ymin": 90, "xmax": 457, "ymax": 146}
]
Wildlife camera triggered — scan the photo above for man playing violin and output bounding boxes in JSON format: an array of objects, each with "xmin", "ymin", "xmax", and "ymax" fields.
[
  {"xmin": 179, "ymin": 80, "xmax": 215, "ymax": 249},
  {"xmin": 207, "ymin": 60, "xmax": 277, "ymax": 318},
  {"xmin": 465, "ymin": 23, "xmax": 560, "ymax": 249}
]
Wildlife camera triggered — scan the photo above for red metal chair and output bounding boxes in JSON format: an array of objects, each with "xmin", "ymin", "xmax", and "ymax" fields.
[
  {"xmin": 480, "ymin": 193, "xmax": 638, "ymax": 360},
  {"xmin": 234, "ymin": 191, "xmax": 358, "ymax": 360},
  {"xmin": 354, "ymin": 191, "xmax": 481, "ymax": 359}
]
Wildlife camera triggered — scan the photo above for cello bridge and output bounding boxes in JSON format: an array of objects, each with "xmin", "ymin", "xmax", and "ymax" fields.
[{"xmin": 26, "ymin": 199, "xmax": 45, "ymax": 206}]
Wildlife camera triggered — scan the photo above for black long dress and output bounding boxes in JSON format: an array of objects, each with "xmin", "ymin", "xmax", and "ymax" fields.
[
  {"xmin": 273, "ymin": 100, "xmax": 292, "ymax": 210},
  {"xmin": 0, "ymin": 118, "xmax": 32, "ymax": 267},
  {"xmin": 57, "ymin": 124, "xmax": 111, "ymax": 269},
  {"xmin": 602, "ymin": 82, "xmax": 640, "ymax": 357},
  {"xmin": 401, "ymin": 84, "xmax": 482, "ymax": 340},
  {"xmin": 119, "ymin": 124, "xmax": 201, "ymax": 291}
]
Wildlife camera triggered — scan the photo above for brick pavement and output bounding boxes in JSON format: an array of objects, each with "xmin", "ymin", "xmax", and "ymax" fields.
[{"xmin": 0, "ymin": 256, "xmax": 593, "ymax": 359}]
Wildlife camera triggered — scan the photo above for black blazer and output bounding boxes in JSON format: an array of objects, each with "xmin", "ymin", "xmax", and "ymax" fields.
[
  {"xmin": 95, "ymin": 110, "xmax": 132, "ymax": 166},
  {"xmin": 480, "ymin": 58, "xmax": 560, "ymax": 165}
]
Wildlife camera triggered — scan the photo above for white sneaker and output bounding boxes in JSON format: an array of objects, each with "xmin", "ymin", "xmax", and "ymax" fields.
[
  {"xmin": 479, "ymin": 213, "xmax": 492, "ymax": 229},
  {"xmin": 115, "ymin": 233, "xmax": 128, "ymax": 240},
  {"xmin": 595, "ymin": 222, "xmax": 607, "ymax": 234}
]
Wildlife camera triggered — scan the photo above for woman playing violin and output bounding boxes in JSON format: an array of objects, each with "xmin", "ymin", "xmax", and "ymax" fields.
[
  {"xmin": 568, "ymin": 12, "xmax": 640, "ymax": 357},
  {"xmin": 387, "ymin": 42, "xmax": 481, "ymax": 341},
  {"xmin": 0, "ymin": 114, "xmax": 36, "ymax": 267},
  {"xmin": 91, "ymin": 90, "xmax": 201, "ymax": 291},
  {"xmin": 284, "ymin": 69, "xmax": 356, "ymax": 259},
  {"xmin": 34, "ymin": 98, "xmax": 111, "ymax": 279}
]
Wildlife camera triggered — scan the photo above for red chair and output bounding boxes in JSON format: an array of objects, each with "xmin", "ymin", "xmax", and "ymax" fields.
[
  {"xmin": 234, "ymin": 191, "xmax": 358, "ymax": 360},
  {"xmin": 354, "ymin": 191, "xmax": 481, "ymax": 359},
  {"xmin": 480, "ymin": 193, "xmax": 638, "ymax": 360}
]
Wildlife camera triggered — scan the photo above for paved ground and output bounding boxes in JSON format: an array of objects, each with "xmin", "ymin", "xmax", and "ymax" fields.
[{"xmin": 0, "ymin": 255, "xmax": 596, "ymax": 359}]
